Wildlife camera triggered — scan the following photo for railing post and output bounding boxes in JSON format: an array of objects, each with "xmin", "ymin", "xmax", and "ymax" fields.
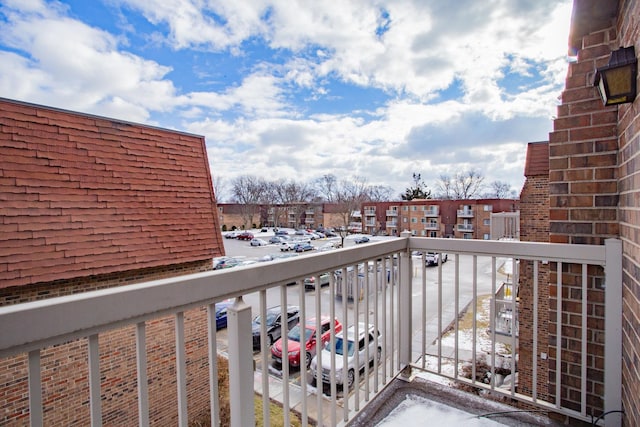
[
  {"xmin": 398, "ymin": 231, "xmax": 412, "ymax": 373},
  {"xmin": 227, "ymin": 297, "xmax": 255, "ymax": 427},
  {"xmin": 604, "ymin": 238, "xmax": 622, "ymax": 424}
]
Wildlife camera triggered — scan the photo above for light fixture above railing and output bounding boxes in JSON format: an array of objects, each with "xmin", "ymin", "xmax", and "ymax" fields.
[{"xmin": 593, "ymin": 46, "xmax": 637, "ymax": 106}]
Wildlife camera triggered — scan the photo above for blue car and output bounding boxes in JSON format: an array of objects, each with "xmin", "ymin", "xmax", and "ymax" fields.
[{"xmin": 214, "ymin": 299, "xmax": 234, "ymax": 330}]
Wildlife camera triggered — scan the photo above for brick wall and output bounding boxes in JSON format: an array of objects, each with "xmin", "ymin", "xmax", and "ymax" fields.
[
  {"xmin": 0, "ymin": 261, "xmax": 214, "ymax": 426},
  {"xmin": 518, "ymin": 171, "xmax": 550, "ymax": 402},
  {"xmin": 617, "ymin": 1, "xmax": 640, "ymax": 425},
  {"xmin": 548, "ymin": 17, "xmax": 619, "ymax": 421}
]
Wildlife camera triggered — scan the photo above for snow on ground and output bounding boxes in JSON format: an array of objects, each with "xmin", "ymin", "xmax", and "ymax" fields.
[{"xmin": 375, "ymin": 394, "xmax": 504, "ymax": 427}]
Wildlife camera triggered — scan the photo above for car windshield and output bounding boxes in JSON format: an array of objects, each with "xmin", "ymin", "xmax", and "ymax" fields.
[
  {"xmin": 329, "ymin": 337, "xmax": 355, "ymax": 356},
  {"xmin": 255, "ymin": 310, "xmax": 278, "ymax": 326},
  {"xmin": 288, "ymin": 325, "xmax": 314, "ymax": 343}
]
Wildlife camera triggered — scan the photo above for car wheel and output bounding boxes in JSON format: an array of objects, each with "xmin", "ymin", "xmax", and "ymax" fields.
[
  {"xmin": 305, "ymin": 352, "xmax": 312, "ymax": 369},
  {"xmin": 347, "ymin": 369, "xmax": 355, "ymax": 388}
]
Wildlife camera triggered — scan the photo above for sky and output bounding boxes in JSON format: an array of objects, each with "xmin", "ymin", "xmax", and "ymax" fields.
[{"xmin": 0, "ymin": 0, "xmax": 574, "ymax": 201}]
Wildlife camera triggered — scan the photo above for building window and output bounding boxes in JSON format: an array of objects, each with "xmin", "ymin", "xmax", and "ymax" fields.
[
  {"xmin": 483, "ymin": 219, "xmax": 490, "ymax": 226},
  {"xmin": 484, "ymin": 205, "xmax": 493, "ymax": 211},
  {"xmin": 411, "ymin": 206, "xmax": 417, "ymax": 211},
  {"xmin": 411, "ymin": 218, "xmax": 417, "ymax": 223},
  {"xmin": 483, "ymin": 234, "xmax": 490, "ymax": 240},
  {"xmin": 403, "ymin": 217, "xmax": 407, "ymax": 223},
  {"xmin": 402, "ymin": 206, "xmax": 408, "ymax": 211},
  {"xmin": 463, "ymin": 233, "xmax": 472, "ymax": 239},
  {"xmin": 429, "ymin": 231, "xmax": 437, "ymax": 238}
]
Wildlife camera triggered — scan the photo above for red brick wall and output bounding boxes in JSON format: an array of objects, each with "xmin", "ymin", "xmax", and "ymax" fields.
[
  {"xmin": 548, "ymin": 14, "xmax": 620, "ymax": 421},
  {"xmin": 617, "ymin": 1, "xmax": 640, "ymax": 425},
  {"xmin": 518, "ymin": 173, "xmax": 550, "ymax": 402},
  {"xmin": 0, "ymin": 98, "xmax": 224, "ymax": 289},
  {"xmin": 0, "ymin": 260, "xmax": 214, "ymax": 426}
]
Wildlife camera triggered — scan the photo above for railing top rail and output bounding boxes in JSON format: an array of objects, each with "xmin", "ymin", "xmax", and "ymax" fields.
[
  {"xmin": 408, "ymin": 236, "xmax": 607, "ymax": 265},
  {"xmin": 0, "ymin": 238, "xmax": 407, "ymax": 357}
]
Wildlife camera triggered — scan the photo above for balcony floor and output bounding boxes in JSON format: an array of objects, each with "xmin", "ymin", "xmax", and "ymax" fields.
[{"xmin": 347, "ymin": 376, "xmax": 566, "ymax": 427}]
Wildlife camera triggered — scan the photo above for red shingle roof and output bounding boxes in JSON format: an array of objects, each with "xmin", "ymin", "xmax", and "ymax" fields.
[
  {"xmin": 524, "ymin": 141, "xmax": 549, "ymax": 177},
  {"xmin": 0, "ymin": 98, "xmax": 223, "ymax": 289}
]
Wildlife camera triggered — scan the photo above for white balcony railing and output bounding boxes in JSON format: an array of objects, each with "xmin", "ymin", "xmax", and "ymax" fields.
[
  {"xmin": 385, "ymin": 210, "xmax": 398, "ymax": 216},
  {"xmin": 457, "ymin": 209, "xmax": 474, "ymax": 218},
  {"xmin": 457, "ymin": 223, "xmax": 473, "ymax": 231},
  {"xmin": 0, "ymin": 235, "xmax": 622, "ymax": 426}
]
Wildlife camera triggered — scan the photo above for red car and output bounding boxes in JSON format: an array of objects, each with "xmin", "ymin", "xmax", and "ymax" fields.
[
  {"xmin": 236, "ymin": 231, "xmax": 254, "ymax": 241},
  {"xmin": 271, "ymin": 317, "xmax": 342, "ymax": 368}
]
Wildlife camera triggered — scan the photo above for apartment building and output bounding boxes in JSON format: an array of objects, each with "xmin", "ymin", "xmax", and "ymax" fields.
[{"xmin": 362, "ymin": 198, "xmax": 519, "ymax": 239}]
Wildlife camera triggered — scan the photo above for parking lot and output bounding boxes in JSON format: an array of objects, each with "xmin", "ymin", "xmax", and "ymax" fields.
[{"xmin": 216, "ymin": 228, "xmax": 501, "ymax": 393}]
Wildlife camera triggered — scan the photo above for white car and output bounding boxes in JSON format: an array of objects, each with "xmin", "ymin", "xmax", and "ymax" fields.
[
  {"xmin": 280, "ymin": 241, "xmax": 297, "ymax": 251},
  {"xmin": 310, "ymin": 323, "xmax": 381, "ymax": 388},
  {"xmin": 425, "ymin": 252, "xmax": 448, "ymax": 266},
  {"xmin": 250, "ymin": 238, "xmax": 268, "ymax": 246}
]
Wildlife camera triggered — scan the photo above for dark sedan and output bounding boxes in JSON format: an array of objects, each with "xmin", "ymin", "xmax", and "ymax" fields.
[
  {"xmin": 214, "ymin": 299, "xmax": 234, "ymax": 330},
  {"xmin": 251, "ymin": 305, "xmax": 300, "ymax": 350}
]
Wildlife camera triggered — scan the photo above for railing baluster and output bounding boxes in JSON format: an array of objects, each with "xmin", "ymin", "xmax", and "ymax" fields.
[
  {"xmin": 363, "ymin": 260, "xmax": 370, "ymax": 401},
  {"xmin": 329, "ymin": 271, "xmax": 337, "ymax": 427},
  {"xmin": 471, "ymin": 255, "xmax": 477, "ymax": 386},
  {"xmin": 354, "ymin": 266, "xmax": 360, "ymax": 412},
  {"xmin": 314, "ymin": 274, "xmax": 322, "ymax": 426},
  {"xmin": 490, "ymin": 257, "xmax": 496, "ymax": 390},
  {"xmin": 300, "ymin": 280, "xmax": 308, "ymax": 426},
  {"xmin": 258, "ymin": 291, "xmax": 269, "ymax": 427},
  {"xmin": 421, "ymin": 252, "xmax": 427, "ymax": 371},
  {"xmin": 206, "ymin": 304, "xmax": 220, "ymax": 427},
  {"xmin": 135, "ymin": 322, "xmax": 149, "ymax": 427},
  {"xmin": 390, "ymin": 256, "xmax": 395, "ymax": 374},
  {"xmin": 88, "ymin": 334, "xmax": 102, "ymax": 426},
  {"xmin": 280, "ymin": 286, "xmax": 290, "ymax": 427},
  {"xmin": 381, "ymin": 260, "xmax": 387, "ymax": 383},
  {"xmin": 437, "ymin": 252, "xmax": 443, "ymax": 374},
  {"xmin": 175, "ymin": 312, "xmax": 187, "ymax": 427},
  {"xmin": 555, "ymin": 262, "xmax": 562, "ymax": 409},
  {"xmin": 453, "ymin": 253, "xmax": 459, "ymax": 379},
  {"xmin": 28, "ymin": 350, "xmax": 43, "ymax": 427},
  {"xmin": 532, "ymin": 261, "xmax": 539, "ymax": 403},
  {"xmin": 510, "ymin": 258, "xmax": 517, "ymax": 398},
  {"xmin": 342, "ymin": 266, "xmax": 349, "ymax": 423},
  {"xmin": 581, "ymin": 264, "xmax": 587, "ymax": 416},
  {"xmin": 373, "ymin": 258, "xmax": 380, "ymax": 393}
]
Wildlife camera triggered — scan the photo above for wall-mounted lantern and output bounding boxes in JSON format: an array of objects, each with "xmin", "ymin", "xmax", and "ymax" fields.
[{"xmin": 593, "ymin": 46, "xmax": 637, "ymax": 106}]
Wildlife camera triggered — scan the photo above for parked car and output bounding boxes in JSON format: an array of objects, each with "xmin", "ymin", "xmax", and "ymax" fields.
[
  {"xmin": 214, "ymin": 299, "xmax": 234, "ymax": 329},
  {"xmin": 213, "ymin": 256, "xmax": 241, "ymax": 270},
  {"xmin": 271, "ymin": 317, "xmax": 342, "ymax": 368},
  {"xmin": 303, "ymin": 273, "xmax": 330, "ymax": 290},
  {"xmin": 425, "ymin": 252, "xmax": 448, "ymax": 266},
  {"xmin": 236, "ymin": 232, "xmax": 254, "ymax": 241},
  {"xmin": 224, "ymin": 231, "xmax": 240, "ymax": 239},
  {"xmin": 280, "ymin": 241, "xmax": 297, "ymax": 251},
  {"xmin": 251, "ymin": 305, "xmax": 300, "ymax": 350},
  {"xmin": 250, "ymin": 238, "xmax": 268, "ymax": 246},
  {"xmin": 354, "ymin": 236, "xmax": 370, "ymax": 244},
  {"xmin": 275, "ymin": 229, "xmax": 290, "ymax": 236},
  {"xmin": 269, "ymin": 236, "xmax": 288, "ymax": 244},
  {"xmin": 311, "ymin": 323, "xmax": 381, "ymax": 388},
  {"xmin": 294, "ymin": 242, "xmax": 315, "ymax": 252}
]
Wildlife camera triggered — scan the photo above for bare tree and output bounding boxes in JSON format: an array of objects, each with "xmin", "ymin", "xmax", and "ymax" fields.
[
  {"xmin": 485, "ymin": 181, "xmax": 516, "ymax": 199},
  {"xmin": 211, "ymin": 174, "xmax": 228, "ymax": 202},
  {"xmin": 436, "ymin": 170, "xmax": 485, "ymax": 199},
  {"xmin": 231, "ymin": 175, "xmax": 266, "ymax": 229}
]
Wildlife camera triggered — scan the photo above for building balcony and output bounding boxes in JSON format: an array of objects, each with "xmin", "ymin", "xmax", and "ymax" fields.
[
  {"xmin": 457, "ymin": 223, "xmax": 473, "ymax": 231},
  {"xmin": 364, "ymin": 209, "xmax": 376, "ymax": 216},
  {"xmin": 304, "ymin": 218, "xmax": 315, "ymax": 224},
  {"xmin": 385, "ymin": 210, "xmax": 398, "ymax": 216},
  {"xmin": 457, "ymin": 209, "xmax": 474, "ymax": 218},
  {"xmin": 386, "ymin": 221, "xmax": 398, "ymax": 228},
  {"xmin": 365, "ymin": 220, "xmax": 376, "ymax": 227},
  {"xmin": 305, "ymin": 209, "xmax": 315, "ymax": 215},
  {"xmin": 424, "ymin": 207, "xmax": 439, "ymax": 217},
  {"xmin": 0, "ymin": 237, "xmax": 622, "ymax": 427},
  {"xmin": 423, "ymin": 222, "xmax": 438, "ymax": 230}
]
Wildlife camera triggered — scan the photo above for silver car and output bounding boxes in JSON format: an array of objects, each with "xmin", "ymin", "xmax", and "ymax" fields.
[{"xmin": 310, "ymin": 322, "xmax": 381, "ymax": 388}]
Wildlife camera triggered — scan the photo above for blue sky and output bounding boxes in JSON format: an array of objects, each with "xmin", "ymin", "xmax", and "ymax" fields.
[{"xmin": 0, "ymin": 0, "xmax": 573, "ymax": 201}]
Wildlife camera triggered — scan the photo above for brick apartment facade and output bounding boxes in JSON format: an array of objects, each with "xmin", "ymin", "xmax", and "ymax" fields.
[
  {"xmin": 361, "ymin": 198, "xmax": 519, "ymax": 238},
  {"xmin": 518, "ymin": 142, "xmax": 551, "ymax": 403},
  {"xmin": 0, "ymin": 98, "xmax": 224, "ymax": 425},
  {"xmin": 518, "ymin": 1, "xmax": 640, "ymax": 424}
]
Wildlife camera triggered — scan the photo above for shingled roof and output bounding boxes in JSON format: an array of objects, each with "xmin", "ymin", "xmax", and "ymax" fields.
[
  {"xmin": 0, "ymin": 98, "xmax": 224, "ymax": 289},
  {"xmin": 524, "ymin": 141, "xmax": 549, "ymax": 177}
]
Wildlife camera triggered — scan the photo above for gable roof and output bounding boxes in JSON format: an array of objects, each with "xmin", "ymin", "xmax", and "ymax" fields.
[
  {"xmin": 524, "ymin": 141, "xmax": 549, "ymax": 177},
  {"xmin": 0, "ymin": 98, "xmax": 224, "ymax": 289}
]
